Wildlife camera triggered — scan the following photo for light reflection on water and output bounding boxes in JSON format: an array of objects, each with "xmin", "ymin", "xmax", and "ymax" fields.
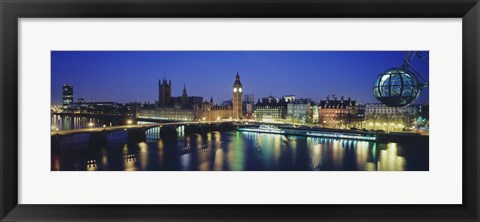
[
  {"xmin": 51, "ymin": 115, "xmax": 123, "ymax": 131},
  {"xmin": 52, "ymin": 129, "xmax": 428, "ymax": 171}
]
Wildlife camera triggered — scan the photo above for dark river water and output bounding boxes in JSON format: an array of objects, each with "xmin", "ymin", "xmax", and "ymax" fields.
[{"xmin": 51, "ymin": 115, "xmax": 429, "ymax": 171}]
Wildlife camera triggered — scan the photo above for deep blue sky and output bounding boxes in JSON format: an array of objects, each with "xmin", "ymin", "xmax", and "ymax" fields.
[{"xmin": 51, "ymin": 51, "xmax": 429, "ymax": 105}]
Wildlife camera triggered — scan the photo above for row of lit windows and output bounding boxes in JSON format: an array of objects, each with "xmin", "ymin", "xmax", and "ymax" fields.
[
  {"xmin": 321, "ymin": 114, "xmax": 349, "ymax": 117},
  {"xmin": 321, "ymin": 110, "xmax": 349, "ymax": 114}
]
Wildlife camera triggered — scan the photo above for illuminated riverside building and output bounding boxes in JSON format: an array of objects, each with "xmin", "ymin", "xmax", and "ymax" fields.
[
  {"xmin": 197, "ymin": 73, "xmax": 245, "ymax": 121},
  {"xmin": 318, "ymin": 95, "xmax": 357, "ymax": 128},
  {"xmin": 138, "ymin": 73, "xmax": 244, "ymax": 121},
  {"xmin": 200, "ymin": 99, "xmax": 234, "ymax": 121},
  {"xmin": 138, "ymin": 78, "xmax": 201, "ymax": 120},
  {"xmin": 62, "ymin": 84, "xmax": 74, "ymax": 108},
  {"xmin": 364, "ymin": 103, "xmax": 418, "ymax": 132},
  {"xmin": 137, "ymin": 107, "xmax": 195, "ymax": 121},
  {"xmin": 310, "ymin": 102, "xmax": 319, "ymax": 123},
  {"xmin": 253, "ymin": 96, "xmax": 287, "ymax": 122}
]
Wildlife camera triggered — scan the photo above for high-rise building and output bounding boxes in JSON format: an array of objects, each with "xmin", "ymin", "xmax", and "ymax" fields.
[
  {"xmin": 232, "ymin": 72, "xmax": 243, "ymax": 120},
  {"xmin": 158, "ymin": 79, "xmax": 172, "ymax": 107},
  {"xmin": 62, "ymin": 84, "xmax": 73, "ymax": 108}
]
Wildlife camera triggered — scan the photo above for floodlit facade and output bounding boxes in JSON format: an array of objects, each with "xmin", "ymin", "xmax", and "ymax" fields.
[
  {"xmin": 364, "ymin": 103, "xmax": 418, "ymax": 131},
  {"xmin": 232, "ymin": 72, "xmax": 243, "ymax": 120},
  {"xmin": 254, "ymin": 96, "xmax": 287, "ymax": 122},
  {"xmin": 318, "ymin": 96, "xmax": 356, "ymax": 128},
  {"xmin": 137, "ymin": 107, "xmax": 195, "ymax": 121}
]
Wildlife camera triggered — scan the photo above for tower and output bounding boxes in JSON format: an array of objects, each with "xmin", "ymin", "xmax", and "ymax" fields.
[
  {"xmin": 62, "ymin": 84, "xmax": 73, "ymax": 109},
  {"xmin": 232, "ymin": 72, "xmax": 243, "ymax": 120},
  {"xmin": 181, "ymin": 84, "xmax": 188, "ymax": 107},
  {"xmin": 158, "ymin": 79, "xmax": 172, "ymax": 107}
]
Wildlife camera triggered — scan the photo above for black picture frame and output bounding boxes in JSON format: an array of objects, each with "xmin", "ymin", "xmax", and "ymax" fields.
[{"xmin": 1, "ymin": 0, "xmax": 479, "ymax": 221}]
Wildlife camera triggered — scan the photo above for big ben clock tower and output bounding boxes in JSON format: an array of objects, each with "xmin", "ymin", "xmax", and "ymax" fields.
[{"xmin": 232, "ymin": 72, "xmax": 243, "ymax": 120}]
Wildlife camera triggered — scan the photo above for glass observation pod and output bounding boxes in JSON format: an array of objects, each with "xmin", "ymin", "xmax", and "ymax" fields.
[
  {"xmin": 373, "ymin": 68, "xmax": 424, "ymax": 107},
  {"xmin": 373, "ymin": 51, "xmax": 428, "ymax": 107}
]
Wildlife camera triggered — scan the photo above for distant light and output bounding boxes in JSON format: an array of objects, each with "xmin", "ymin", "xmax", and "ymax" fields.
[
  {"xmin": 88, "ymin": 122, "xmax": 94, "ymax": 127},
  {"xmin": 103, "ymin": 125, "xmax": 106, "ymax": 128}
]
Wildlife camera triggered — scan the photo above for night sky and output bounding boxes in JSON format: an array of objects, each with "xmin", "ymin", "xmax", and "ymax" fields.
[{"xmin": 51, "ymin": 51, "xmax": 429, "ymax": 105}]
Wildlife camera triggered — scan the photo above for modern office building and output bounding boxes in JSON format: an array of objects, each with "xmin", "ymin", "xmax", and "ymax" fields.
[
  {"xmin": 287, "ymin": 101, "xmax": 310, "ymax": 123},
  {"xmin": 62, "ymin": 84, "xmax": 74, "ymax": 108}
]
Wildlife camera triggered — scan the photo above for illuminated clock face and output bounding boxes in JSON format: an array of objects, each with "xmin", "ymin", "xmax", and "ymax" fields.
[
  {"xmin": 239, "ymin": 88, "xmax": 242, "ymax": 93},
  {"xmin": 233, "ymin": 88, "xmax": 237, "ymax": 92}
]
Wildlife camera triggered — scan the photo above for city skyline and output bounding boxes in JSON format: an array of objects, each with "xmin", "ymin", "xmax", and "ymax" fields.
[{"xmin": 51, "ymin": 51, "xmax": 429, "ymax": 105}]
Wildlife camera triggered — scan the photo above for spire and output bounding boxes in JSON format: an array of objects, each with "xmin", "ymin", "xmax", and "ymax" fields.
[
  {"xmin": 182, "ymin": 83, "xmax": 187, "ymax": 96},
  {"xmin": 181, "ymin": 83, "xmax": 188, "ymax": 106},
  {"xmin": 233, "ymin": 72, "xmax": 242, "ymax": 86},
  {"xmin": 210, "ymin": 96, "xmax": 214, "ymax": 104}
]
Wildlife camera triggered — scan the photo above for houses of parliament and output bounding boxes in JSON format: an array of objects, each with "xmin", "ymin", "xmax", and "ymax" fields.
[{"xmin": 136, "ymin": 73, "xmax": 244, "ymax": 121}]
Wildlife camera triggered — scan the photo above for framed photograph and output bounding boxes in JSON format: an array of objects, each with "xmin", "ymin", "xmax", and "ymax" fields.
[{"xmin": 1, "ymin": 0, "xmax": 479, "ymax": 221}]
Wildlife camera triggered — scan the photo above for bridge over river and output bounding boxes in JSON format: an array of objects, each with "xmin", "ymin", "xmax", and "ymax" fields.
[
  {"xmin": 51, "ymin": 120, "xmax": 240, "ymax": 150},
  {"xmin": 51, "ymin": 120, "xmax": 238, "ymax": 137}
]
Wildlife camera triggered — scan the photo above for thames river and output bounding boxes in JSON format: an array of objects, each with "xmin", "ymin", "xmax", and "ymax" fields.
[{"xmin": 51, "ymin": 115, "xmax": 429, "ymax": 171}]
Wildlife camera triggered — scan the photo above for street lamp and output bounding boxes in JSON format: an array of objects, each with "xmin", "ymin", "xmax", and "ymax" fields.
[
  {"xmin": 127, "ymin": 119, "xmax": 133, "ymax": 125},
  {"xmin": 88, "ymin": 122, "xmax": 94, "ymax": 128}
]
